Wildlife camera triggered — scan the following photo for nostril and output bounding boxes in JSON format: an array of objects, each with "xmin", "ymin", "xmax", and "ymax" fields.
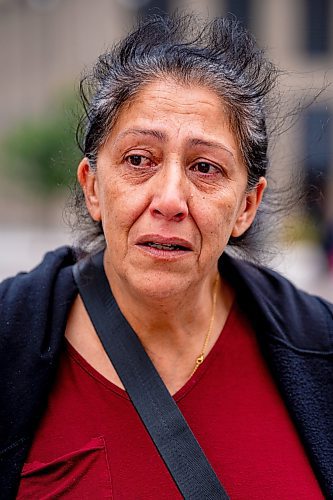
[
  {"xmin": 150, "ymin": 206, "xmax": 187, "ymax": 222},
  {"xmin": 152, "ymin": 208, "xmax": 163, "ymax": 217},
  {"xmin": 174, "ymin": 212, "xmax": 186, "ymax": 222}
]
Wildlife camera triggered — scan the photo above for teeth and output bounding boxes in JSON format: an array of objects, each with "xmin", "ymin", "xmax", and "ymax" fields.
[{"xmin": 146, "ymin": 242, "xmax": 181, "ymax": 250}]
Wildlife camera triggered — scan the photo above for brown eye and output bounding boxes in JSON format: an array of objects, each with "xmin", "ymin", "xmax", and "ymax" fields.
[
  {"xmin": 125, "ymin": 154, "xmax": 154, "ymax": 169},
  {"xmin": 190, "ymin": 162, "xmax": 220, "ymax": 175},
  {"xmin": 128, "ymin": 155, "xmax": 143, "ymax": 166},
  {"xmin": 197, "ymin": 162, "xmax": 211, "ymax": 173}
]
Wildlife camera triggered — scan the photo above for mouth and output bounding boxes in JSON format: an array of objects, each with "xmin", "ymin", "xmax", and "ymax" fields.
[
  {"xmin": 135, "ymin": 235, "xmax": 193, "ymax": 257},
  {"xmin": 141, "ymin": 242, "xmax": 191, "ymax": 251}
]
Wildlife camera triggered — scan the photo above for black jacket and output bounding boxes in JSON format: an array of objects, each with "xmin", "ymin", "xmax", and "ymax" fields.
[{"xmin": 1, "ymin": 246, "xmax": 333, "ymax": 499}]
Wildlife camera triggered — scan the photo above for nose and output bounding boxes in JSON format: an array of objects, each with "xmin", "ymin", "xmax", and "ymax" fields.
[{"xmin": 149, "ymin": 164, "xmax": 189, "ymax": 222}]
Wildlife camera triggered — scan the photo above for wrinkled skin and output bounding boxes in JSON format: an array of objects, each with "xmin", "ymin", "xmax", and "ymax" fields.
[{"xmin": 78, "ymin": 78, "xmax": 266, "ymax": 302}]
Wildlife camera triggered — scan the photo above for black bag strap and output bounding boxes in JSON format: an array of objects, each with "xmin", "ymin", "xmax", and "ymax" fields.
[{"xmin": 73, "ymin": 251, "xmax": 229, "ymax": 499}]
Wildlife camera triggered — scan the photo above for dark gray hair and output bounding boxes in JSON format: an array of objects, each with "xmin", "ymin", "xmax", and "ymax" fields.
[{"xmin": 74, "ymin": 13, "xmax": 278, "ymax": 255}]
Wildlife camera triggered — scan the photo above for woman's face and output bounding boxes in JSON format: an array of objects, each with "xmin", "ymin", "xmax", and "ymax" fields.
[{"xmin": 78, "ymin": 79, "xmax": 266, "ymax": 298}]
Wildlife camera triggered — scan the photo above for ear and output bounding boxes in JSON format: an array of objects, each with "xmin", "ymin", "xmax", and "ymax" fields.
[
  {"xmin": 77, "ymin": 158, "xmax": 101, "ymax": 221},
  {"xmin": 231, "ymin": 177, "xmax": 267, "ymax": 237}
]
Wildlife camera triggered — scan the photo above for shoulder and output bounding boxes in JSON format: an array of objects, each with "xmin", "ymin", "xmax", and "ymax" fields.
[
  {"xmin": 0, "ymin": 246, "xmax": 78, "ymax": 345},
  {"xmin": 219, "ymin": 252, "xmax": 333, "ymax": 353},
  {"xmin": 0, "ymin": 245, "xmax": 77, "ymax": 303}
]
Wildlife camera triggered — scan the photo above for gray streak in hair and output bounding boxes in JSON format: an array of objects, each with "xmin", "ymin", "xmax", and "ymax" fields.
[{"xmin": 73, "ymin": 13, "xmax": 278, "ymax": 256}]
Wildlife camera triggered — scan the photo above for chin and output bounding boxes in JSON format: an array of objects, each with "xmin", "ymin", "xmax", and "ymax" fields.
[{"xmin": 126, "ymin": 270, "xmax": 193, "ymax": 301}]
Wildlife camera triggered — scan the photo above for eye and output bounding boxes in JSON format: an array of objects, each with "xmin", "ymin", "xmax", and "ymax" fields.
[
  {"xmin": 127, "ymin": 155, "xmax": 144, "ymax": 166},
  {"xmin": 125, "ymin": 154, "xmax": 155, "ymax": 169},
  {"xmin": 190, "ymin": 161, "xmax": 221, "ymax": 175}
]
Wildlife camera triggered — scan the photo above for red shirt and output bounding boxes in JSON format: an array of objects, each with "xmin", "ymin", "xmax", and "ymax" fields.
[{"xmin": 18, "ymin": 304, "xmax": 324, "ymax": 499}]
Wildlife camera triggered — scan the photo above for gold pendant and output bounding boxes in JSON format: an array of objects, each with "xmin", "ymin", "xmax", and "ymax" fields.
[{"xmin": 196, "ymin": 354, "xmax": 204, "ymax": 365}]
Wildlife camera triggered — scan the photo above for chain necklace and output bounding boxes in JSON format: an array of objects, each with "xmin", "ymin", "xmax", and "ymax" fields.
[{"xmin": 190, "ymin": 273, "xmax": 219, "ymax": 377}]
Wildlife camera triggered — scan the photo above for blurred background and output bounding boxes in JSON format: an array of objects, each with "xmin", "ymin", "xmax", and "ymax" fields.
[{"xmin": 0, "ymin": 0, "xmax": 332, "ymax": 300}]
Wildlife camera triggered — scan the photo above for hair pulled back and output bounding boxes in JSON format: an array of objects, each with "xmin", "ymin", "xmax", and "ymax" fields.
[{"xmin": 74, "ymin": 13, "xmax": 278, "ymax": 255}]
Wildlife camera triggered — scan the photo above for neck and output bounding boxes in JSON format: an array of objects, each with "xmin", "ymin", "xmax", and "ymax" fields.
[
  {"xmin": 105, "ymin": 264, "xmax": 218, "ymax": 341},
  {"xmin": 104, "ymin": 260, "xmax": 234, "ymax": 393}
]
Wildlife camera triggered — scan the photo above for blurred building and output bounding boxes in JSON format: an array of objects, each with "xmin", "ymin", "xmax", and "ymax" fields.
[
  {"xmin": 1, "ymin": 0, "xmax": 332, "ymax": 177},
  {"xmin": 0, "ymin": 0, "xmax": 333, "ymax": 283}
]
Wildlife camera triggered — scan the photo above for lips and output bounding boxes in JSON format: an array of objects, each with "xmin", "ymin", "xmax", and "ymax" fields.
[{"xmin": 135, "ymin": 235, "xmax": 193, "ymax": 252}]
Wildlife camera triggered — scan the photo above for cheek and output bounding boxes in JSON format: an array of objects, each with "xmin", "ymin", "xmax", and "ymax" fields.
[
  {"xmin": 201, "ymin": 210, "xmax": 230, "ymax": 245},
  {"xmin": 198, "ymin": 197, "xmax": 239, "ymax": 250},
  {"xmin": 97, "ymin": 182, "xmax": 123, "ymax": 233},
  {"xmin": 101, "ymin": 181, "xmax": 150, "ymax": 235}
]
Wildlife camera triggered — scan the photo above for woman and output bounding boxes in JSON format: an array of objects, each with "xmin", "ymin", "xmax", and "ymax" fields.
[{"xmin": 1, "ymin": 14, "xmax": 333, "ymax": 499}]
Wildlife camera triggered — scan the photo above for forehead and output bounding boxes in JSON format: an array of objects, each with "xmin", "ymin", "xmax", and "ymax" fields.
[
  {"xmin": 108, "ymin": 78, "xmax": 240, "ymax": 155},
  {"xmin": 125, "ymin": 78, "xmax": 226, "ymax": 114}
]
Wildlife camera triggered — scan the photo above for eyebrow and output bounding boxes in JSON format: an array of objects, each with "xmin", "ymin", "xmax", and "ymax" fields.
[
  {"xmin": 116, "ymin": 128, "xmax": 235, "ymax": 160},
  {"xmin": 189, "ymin": 138, "xmax": 235, "ymax": 160},
  {"xmin": 117, "ymin": 128, "xmax": 167, "ymax": 142}
]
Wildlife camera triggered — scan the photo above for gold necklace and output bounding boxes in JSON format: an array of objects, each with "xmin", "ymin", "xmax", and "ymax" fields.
[{"xmin": 191, "ymin": 273, "xmax": 219, "ymax": 376}]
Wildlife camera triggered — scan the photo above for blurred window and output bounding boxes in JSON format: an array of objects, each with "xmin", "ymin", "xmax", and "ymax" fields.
[
  {"xmin": 114, "ymin": 0, "xmax": 168, "ymax": 12},
  {"xmin": 304, "ymin": 0, "xmax": 331, "ymax": 55},
  {"xmin": 139, "ymin": 0, "xmax": 169, "ymax": 16},
  {"xmin": 303, "ymin": 107, "xmax": 332, "ymax": 218},
  {"xmin": 224, "ymin": 0, "xmax": 252, "ymax": 29},
  {"xmin": 304, "ymin": 108, "xmax": 331, "ymax": 173}
]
